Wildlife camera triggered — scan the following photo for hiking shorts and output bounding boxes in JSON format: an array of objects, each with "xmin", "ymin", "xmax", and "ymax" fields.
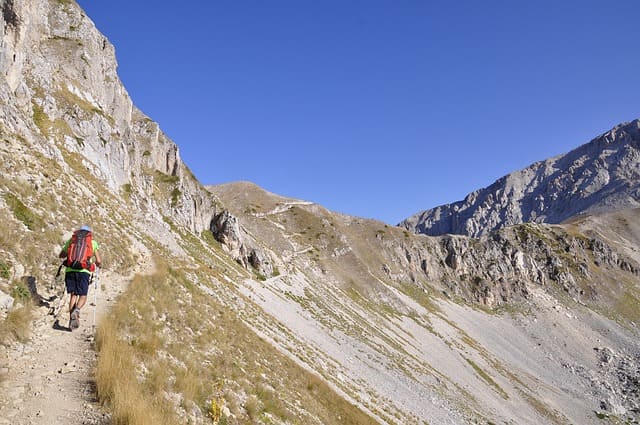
[{"xmin": 65, "ymin": 271, "xmax": 90, "ymax": 296}]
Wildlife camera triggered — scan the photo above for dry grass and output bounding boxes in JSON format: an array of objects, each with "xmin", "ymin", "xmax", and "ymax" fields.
[
  {"xmin": 95, "ymin": 300, "xmax": 174, "ymax": 425},
  {"xmin": 31, "ymin": 101, "xmax": 52, "ymax": 137},
  {"xmin": 0, "ymin": 279, "xmax": 37, "ymax": 345},
  {"xmin": 0, "ymin": 304, "xmax": 33, "ymax": 344},
  {"xmin": 174, "ymin": 366, "xmax": 201, "ymax": 402},
  {"xmin": 613, "ymin": 283, "xmax": 640, "ymax": 325},
  {"xmin": 3, "ymin": 192, "xmax": 44, "ymax": 231},
  {"xmin": 93, "ymin": 256, "xmax": 378, "ymax": 425}
]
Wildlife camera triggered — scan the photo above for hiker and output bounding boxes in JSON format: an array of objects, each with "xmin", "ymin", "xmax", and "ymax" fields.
[{"xmin": 58, "ymin": 225, "xmax": 102, "ymax": 329}]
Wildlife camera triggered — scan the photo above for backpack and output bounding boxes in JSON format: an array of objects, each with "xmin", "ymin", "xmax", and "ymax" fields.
[{"xmin": 64, "ymin": 230, "xmax": 94, "ymax": 271}]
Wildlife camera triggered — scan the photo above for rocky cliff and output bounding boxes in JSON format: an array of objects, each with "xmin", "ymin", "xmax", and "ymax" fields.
[
  {"xmin": 401, "ymin": 119, "xmax": 640, "ymax": 237},
  {"xmin": 0, "ymin": 0, "xmax": 216, "ymax": 234}
]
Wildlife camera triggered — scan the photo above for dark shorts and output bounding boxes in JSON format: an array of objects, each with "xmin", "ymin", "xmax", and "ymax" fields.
[{"xmin": 65, "ymin": 272, "xmax": 90, "ymax": 296}]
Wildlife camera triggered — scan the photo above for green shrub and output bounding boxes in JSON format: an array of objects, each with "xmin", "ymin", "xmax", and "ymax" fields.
[
  {"xmin": 155, "ymin": 171, "xmax": 179, "ymax": 184},
  {"xmin": 10, "ymin": 281, "xmax": 30, "ymax": 301},
  {"xmin": 170, "ymin": 188, "xmax": 181, "ymax": 207},
  {"xmin": 0, "ymin": 261, "xmax": 10, "ymax": 279},
  {"xmin": 121, "ymin": 183, "xmax": 132, "ymax": 197}
]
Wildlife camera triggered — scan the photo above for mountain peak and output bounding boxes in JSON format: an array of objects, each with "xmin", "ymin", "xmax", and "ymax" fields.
[{"xmin": 401, "ymin": 119, "xmax": 640, "ymax": 237}]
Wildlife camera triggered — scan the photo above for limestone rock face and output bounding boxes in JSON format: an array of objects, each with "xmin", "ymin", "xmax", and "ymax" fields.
[
  {"xmin": 0, "ymin": 0, "xmax": 271, "ymax": 277},
  {"xmin": 401, "ymin": 119, "xmax": 640, "ymax": 237},
  {"xmin": 0, "ymin": 291, "xmax": 14, "ymax": 311},
  {"xmin": 211, "ymin": 210, "xmax": 274, "ymax": 277},
  {"xmin": 211, "ymin": 211, "xmax": 248, "ymax": 266},
  {"xmin": 0, "ymin": 0, "xmax": 216, "ymax": 233},
  {"xmin": 398, "ymin": 223, "xmax": 638, "ymax": 307}
]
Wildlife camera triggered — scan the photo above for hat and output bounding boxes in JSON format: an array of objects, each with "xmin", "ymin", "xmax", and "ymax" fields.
[{"xmin": 80, "ymin": 225, "xmax": 91, "ymax": 232}]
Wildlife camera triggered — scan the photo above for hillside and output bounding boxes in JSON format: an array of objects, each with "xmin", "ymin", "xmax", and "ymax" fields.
[
  {"xmin": 0, "ymin": 1, "xmax": 639, "ymax": 424},
  {"xmin": 209, "ymin": 182, "xmax": 640, "ymax": 424},
  {"xmin": 401, "ymin": 119, "xmax": 640, "ymax": 237}
]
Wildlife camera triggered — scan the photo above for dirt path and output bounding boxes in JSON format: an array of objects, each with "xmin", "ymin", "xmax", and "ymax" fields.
[{"xmin": 0, "ymin": 269, "xmax": 129, "ymax": 425}]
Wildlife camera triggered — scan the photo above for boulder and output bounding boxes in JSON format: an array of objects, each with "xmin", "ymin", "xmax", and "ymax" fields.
[{"xmin": 0, "ymin": 291, "xmax": 15, "ymax": 310}]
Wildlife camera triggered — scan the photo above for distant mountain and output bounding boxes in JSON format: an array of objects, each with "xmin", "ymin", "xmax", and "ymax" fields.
[{"xmin": 401, "ymin": 119, "xmax": 640, "ymax": 237}]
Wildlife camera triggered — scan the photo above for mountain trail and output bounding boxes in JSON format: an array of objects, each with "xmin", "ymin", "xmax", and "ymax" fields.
[
  {"xmin": 0, "ymin": 264, "xmax": 148, "ymax": 425},
  {"xmin": 253, "ymin": 201, "xmax": 314, "ymax": 218}
]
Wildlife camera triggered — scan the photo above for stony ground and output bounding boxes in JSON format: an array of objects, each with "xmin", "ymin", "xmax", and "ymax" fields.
[{"xmin": 0, "ymin": 270, "xmax": 128, "ymax": 425}]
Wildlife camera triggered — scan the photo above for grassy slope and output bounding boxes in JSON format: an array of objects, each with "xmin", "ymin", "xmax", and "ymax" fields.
[{"xmin": 95, "ymin": 237, "xmax": 377, "ymax": 425}]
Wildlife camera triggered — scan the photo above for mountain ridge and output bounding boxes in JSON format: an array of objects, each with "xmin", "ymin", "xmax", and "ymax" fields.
[{"xmin": 401, "ymin": 119, "xmax": 640, "ymax": 237}]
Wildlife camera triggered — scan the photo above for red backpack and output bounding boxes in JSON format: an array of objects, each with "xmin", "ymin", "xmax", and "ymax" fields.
[{"xmin": 64, "ymin": 230, "xmax": 94, "ymax": 271}]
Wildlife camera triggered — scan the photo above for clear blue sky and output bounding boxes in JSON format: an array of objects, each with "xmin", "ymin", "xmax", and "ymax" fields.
[{"xmin": 76, "ymin": 0, "xmax": 639, "ymax": 224}]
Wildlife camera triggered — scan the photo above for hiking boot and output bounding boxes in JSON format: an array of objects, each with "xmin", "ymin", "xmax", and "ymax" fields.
[
  {"xmin": 70, "ymin": 308, "xmax": 80, "ymax": 330},
  {"xmin": 69, "ymin": 317, "xmax": 78, "ymax": 330}
]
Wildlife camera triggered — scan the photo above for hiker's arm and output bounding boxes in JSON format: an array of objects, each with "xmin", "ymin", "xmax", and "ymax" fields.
[
  {"xmin": 94, "ymin": 250, "xmax": 102, "ymax": 268},
  {"xmin": 59, "ymin": 249, "xmax": 67, "ymax": 259}
]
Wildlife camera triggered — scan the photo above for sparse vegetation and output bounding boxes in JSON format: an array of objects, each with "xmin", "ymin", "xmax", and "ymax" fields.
[
  {"xmin": 121, "ymin": 183, "xmax": 132, "ymax": 196},
  {"xmin": 32, "ymin": 101, "xmax": 52, "ymax": 137},
  {"xmin": 518, "ymin": 389, "xmax": 568, "ymax": 424},
  {"xmin": 0, "ymin": 261, "xmax": 10, "ymax": 279},
  {"xmin": 10, "ymin": 280, "xmax": 30, "ymax": 301},
  {"xmin": 55, "ymin": 86, "xmax": 114, "ymax": 124},
  {"xmin": 95, "ymin": 259, "xmax": 377, "ymax": 425},
  {"xmin": 464, "ymin": 357, "xmax": 508, "ymax": 400},
  {"xmin": 398, "ymin": 282, "xmax": 441, "ymax": 314},
  {"xmin": 170, "ymin": 188, "xmax": 181, "ymax": 207},
  {"xmin": 3, "ymin": 192, "xmax": 43, "ymax": 231},
  {"xmin": 155, "ymin": 171, "xmax": 179, "ymax": 184},
  {"xmin": 0, "ymin": 303, "xmax": 33, "ymax": 344}
]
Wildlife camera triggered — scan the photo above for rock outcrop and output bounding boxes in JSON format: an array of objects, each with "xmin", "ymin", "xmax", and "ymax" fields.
[
  {"xmin": 0, "ymin": 291, "xmax": 13, "ymax": 311},
  {"xmin": 387, "ymin": 222, "xmax": 640, "ymax": 307},
  {"xmin": 401, "ymin": 119, "xmax": 640, "ymax": 237},
  {"xmin": 0, "ymin": 0, "xmax": 216, "ymax": 234},
  {"xmin": 211, "ymin": 210, "xmax": 274, "ymax": 277},
  {"xmin": 591, "ymin": 347, "xmax": 640, "ymax": 418}
]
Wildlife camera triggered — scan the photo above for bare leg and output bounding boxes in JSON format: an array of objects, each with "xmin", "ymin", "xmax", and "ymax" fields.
[
  {"xmin": 69, "ymin": 293, "xmax": 79, "ymax": 313},
  {"xmin": 75, "ymin": 295, "xmax": 87, "ymax": 312}
]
